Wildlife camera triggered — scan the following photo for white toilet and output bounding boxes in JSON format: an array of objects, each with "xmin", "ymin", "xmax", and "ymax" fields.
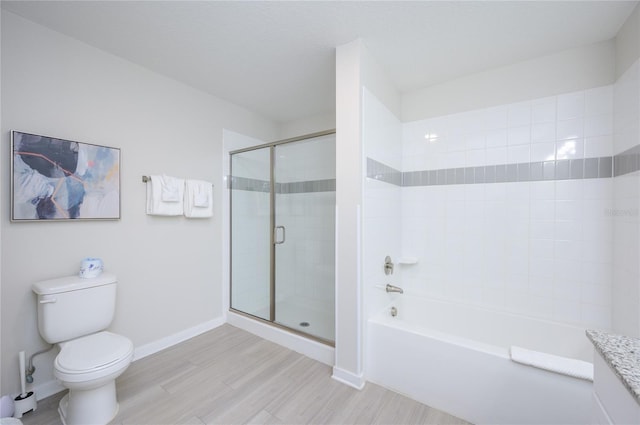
[{"xmin": 32, "ymin": 273, "xmax": 133, "ymax": 425}]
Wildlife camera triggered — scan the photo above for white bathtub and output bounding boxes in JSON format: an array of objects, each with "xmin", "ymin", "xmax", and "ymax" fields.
[{"xmin": 366, "ymin": 295, "xmax": 594, "ymax": 424}]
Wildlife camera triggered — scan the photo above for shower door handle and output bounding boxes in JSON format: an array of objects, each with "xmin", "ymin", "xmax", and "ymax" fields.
[{"xmin": 274, "ymin": 225, "xmax": 286, "ymax": 245}]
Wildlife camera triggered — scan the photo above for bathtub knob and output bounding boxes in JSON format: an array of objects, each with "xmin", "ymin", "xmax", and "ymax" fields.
[
  {"xmin": 384, "ymin": 256, "xmax": 394, "ymax": 275},
  {"xmin": 385, "ymin": 284, "xmax": 403, "ymax": 294}
]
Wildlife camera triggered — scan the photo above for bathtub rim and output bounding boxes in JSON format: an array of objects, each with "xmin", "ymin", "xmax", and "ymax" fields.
[{"xmin": 369, "ymin": 293, "xmax": 597, "ymax": 363}]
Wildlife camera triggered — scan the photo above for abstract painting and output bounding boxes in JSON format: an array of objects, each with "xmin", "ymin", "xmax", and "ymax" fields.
[{"xmin": 11, "ymin": 131, "xmax": 121, "ymax": 221}]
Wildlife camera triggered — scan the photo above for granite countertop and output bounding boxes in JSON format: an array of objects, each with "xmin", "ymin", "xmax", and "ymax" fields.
[{"xmin": 587, "ymin": 329, "xmax": 640, "ymax": 404}]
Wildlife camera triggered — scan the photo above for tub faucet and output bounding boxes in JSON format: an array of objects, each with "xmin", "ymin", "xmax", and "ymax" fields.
[{"xmin": 386, "ymin": 284, "xmax": 403, "ymax": 294}]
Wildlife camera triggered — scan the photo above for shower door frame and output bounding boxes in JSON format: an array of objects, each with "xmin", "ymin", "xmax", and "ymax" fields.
[{"xmin": 229, "ymin": 129, "xmax": 336, "ymax": 346}]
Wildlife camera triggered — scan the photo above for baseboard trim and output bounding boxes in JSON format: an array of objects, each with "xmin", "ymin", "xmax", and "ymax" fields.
[
  {"xmin": 332, "ymin": 366, "xmax": 365, "ymax": 390},
  {"xmin": 31, "ymin": 379, "xmax": 66, "ymax": 402},
  {"xmin": 133, "ymin": 317, "xmax": 224, "ymax": 361},
  {"xmin": 29, "ymin": 317, "xmax": 225, "ymax": 401}
]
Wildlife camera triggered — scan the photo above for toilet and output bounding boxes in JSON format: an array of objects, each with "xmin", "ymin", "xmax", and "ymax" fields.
[{"xmin": 32, "ymin": 273, "xmax": 133, "ymax": 425}]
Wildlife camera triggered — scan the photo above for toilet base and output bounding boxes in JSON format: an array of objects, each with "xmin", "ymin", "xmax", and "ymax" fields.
[{"xmin": 58, "ymin": 381, "xmax": 119, "ymax": 425}]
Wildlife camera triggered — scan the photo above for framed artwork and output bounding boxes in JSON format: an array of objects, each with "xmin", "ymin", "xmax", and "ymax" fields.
[{"xmin": 11, "ymin": 131, "xmax": 121, "ymax": 221}]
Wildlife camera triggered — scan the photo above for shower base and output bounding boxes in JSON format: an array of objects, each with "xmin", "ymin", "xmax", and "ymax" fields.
[{"xmin": 227, "ymin": 310, "xmax": 335, "ymax": 366}]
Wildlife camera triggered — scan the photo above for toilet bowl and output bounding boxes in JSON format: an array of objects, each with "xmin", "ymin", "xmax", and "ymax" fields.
[
  {"xmin": 33, "ymin": 273, "xmax": 132, "ymax": 425},
  {"xmin": 54, "ymin": 331, "xmax": 133, "ymax": 425}
]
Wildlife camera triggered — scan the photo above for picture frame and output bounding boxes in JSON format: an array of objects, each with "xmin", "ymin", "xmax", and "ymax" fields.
[{"xmin": 11, "ymin": 131, "xmax": 121, "ymax": 221}]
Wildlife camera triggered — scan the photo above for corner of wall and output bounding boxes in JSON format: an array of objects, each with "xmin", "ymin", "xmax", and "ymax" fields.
[
  {"xmin": 331, "ymin": 365, "xmax": 365, "ymax": 389},
  {"xmin": 402, "ymin": 40, "xmax": 616, "ymax": 122},
  {"xmin": 615, "ymin": 2, "xmax": 640, "ymax": 80},
  {"xmin": 361, "ymin": 42, "xmax": 401, "ymax": 121},
  {"xmin": 278, "ymin": 112, "xmax": 336, "ymax": 140}
]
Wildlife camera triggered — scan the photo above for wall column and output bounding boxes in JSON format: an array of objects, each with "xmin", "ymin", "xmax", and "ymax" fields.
[{"xmin": 332, "ymin": 39, "xmax": 365, "ymax": 389}]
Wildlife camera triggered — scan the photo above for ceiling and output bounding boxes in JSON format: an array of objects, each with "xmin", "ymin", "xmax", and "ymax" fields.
[{"xmin": 2, "ymin": 1, "xmax": 637, "ymax": 124}]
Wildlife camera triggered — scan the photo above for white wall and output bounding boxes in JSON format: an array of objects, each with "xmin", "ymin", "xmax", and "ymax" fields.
[
  {"xmin": 361, "ymin": 44, "xmax": 401, "ymax": 120},
  {"xmin": 333, "ymin": 39, "xmax": 365, "ymax": 388},
  {"xmin": 616, "ymin": 3, "xmax": 640, "ymax": 80},
  {"xmin": 612, "ymin": 58, "xmax": 640, "ymax": 337},
  {"xmin": 402, "ymin": 40, "xmax": 616, "ymax": 122},
  {"xmin": 278, "ymin": 112, "xmax": 336, "ymax": 140},
  {"xmin": 612, "ymin": 2, "xmax": 640, "ymax": 339},
  {"xmin": 1, "ymin": 12, "xmax": 278, "ymax": 397}
]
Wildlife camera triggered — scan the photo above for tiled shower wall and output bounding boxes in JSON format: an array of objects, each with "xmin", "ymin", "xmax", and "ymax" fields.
[{"xmin": 366, "ymin": 85, "xmax": 618, "ymax": 330}]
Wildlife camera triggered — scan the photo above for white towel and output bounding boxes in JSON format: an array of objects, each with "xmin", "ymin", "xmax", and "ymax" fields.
[
  {"xmin": 146, "ymin": 175, "xmax": 184, "ymax": 216},
  {"xmin": 161, "ymin": 177, "xmax": 181, "ymax": 202},
  {"xmin": 510, "ymin": 346, "xmax": 593, "ymax": 381},
  {"xmin": 184, "ymin": 179, "xmax": 213, "ymax": 218}
]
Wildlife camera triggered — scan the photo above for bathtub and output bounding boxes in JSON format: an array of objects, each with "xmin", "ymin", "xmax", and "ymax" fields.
[{"xmin": 366, "ymin": 295, "xmax": 594, "ymax": 424}]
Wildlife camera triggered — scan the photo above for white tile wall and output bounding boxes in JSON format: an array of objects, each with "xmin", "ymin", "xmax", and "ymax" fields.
[
  {"xmin": 398, "ymin": 86, "xmax": 615, "ymax": 329},
  {"xmin": 275, "ymin": 191, "xmax": 336, "ymax": 310},
  {"xmin": 364, "ymin": 69, "xmax": 640, "ymax": 336},
  {"xmin": 404, "ymin": 89, "xmax": 613, "ymax": 173},
  {"xmin": 363, "ymin": 89, "xmax": 403, "ymax": 319}
]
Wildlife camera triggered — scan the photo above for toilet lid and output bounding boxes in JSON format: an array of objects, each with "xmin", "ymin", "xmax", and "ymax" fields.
[{"xmin": 56, "ymin": 331, "xmax": 133, "ymax": 373}]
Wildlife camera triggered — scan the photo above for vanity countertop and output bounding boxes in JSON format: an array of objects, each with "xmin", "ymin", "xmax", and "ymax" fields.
[{"xmin": 587, "ymin": 329, "xmax": 640, "ymax": 404}]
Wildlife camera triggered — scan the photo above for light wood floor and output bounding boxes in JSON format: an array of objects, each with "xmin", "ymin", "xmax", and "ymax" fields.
[{"xmin": 21, "ymin": 324, "xmax": 470, "ymax": 425}]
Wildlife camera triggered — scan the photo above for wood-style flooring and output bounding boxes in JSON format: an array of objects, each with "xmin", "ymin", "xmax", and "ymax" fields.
[{"xmin": 20, "ymin": 324, "xmax": 470, "ymax": 425}]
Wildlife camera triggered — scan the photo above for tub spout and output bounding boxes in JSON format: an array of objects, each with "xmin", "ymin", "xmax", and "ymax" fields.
[{"xmin": 386, "ymin": 284, "xmax": 403, "ymax": 294}]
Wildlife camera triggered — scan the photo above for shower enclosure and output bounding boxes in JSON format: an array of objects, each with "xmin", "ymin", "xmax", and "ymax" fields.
[{"xmin": 229, "ymin": 131, "xmax": 336, "ymax": 344}]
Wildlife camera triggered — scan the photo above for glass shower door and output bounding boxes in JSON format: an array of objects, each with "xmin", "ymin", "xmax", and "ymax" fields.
[
  {"xmin": 273, "ymin": 135, "xmax": 335, "ymax": 342},
  {"xmin": 230, "ymin": 131, "xmax": 335, "ymax": 344},
  {"xmin": 230, "ymin": 147, "xmax": 271, "ymax": 320}
]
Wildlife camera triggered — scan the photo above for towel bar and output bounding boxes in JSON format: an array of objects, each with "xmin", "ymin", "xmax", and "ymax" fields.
[{"xmin": 142, "ymin": 175, "xmax": 213, "ymax": 186}]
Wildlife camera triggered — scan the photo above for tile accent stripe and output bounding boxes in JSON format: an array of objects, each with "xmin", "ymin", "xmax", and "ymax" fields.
[
  {"xmin": 366, "ymin": 158, "xmax": 403, "ymax": 186},
  {"xmin": 367, "ymin": 156, "xmax": 619, "ymax": 187},
  {"xmin": 229, "ymin": 176, "xmax": 271, "ymax": 192},
  {"xmin": 614, "ymin": 145, "xmax": 640, "ymax": 177},
  {"xmin": 279, "ymin": 179, "xmax": 336, "ymax": 194},
  {"xmin": 228, "ymin": 176, "xmax": 336, "ymax": 193}
]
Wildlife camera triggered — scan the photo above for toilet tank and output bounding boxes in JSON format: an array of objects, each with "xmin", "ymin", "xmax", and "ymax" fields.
[{"xmin": 32, "ymin": 273, "xmax": 118, "ymax": 344}]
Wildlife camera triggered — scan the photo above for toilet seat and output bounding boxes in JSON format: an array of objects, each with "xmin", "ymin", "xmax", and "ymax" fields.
[{"xmin": 54, "ymin": 331, "xmax": 133, "ymax": 383}]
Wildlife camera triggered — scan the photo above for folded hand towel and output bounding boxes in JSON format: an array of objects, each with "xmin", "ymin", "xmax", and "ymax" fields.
[
  {"xmin": 146, "ymin": 175, "xmax": 184, "ymax": 216},
  {"xmin": 161, "ymin": 176, "xmax": 182, "ymax": 202},
  {"xmin": 193, "ymin": 186, "xmax": 210, "ymax": 207},
  {"xmin": 184, "ymin": 179, "xmax": 213, "ymax": 218},
  {"xmin": 510, "ymin": 346, "xmax": 593, "ymax": 381}
]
